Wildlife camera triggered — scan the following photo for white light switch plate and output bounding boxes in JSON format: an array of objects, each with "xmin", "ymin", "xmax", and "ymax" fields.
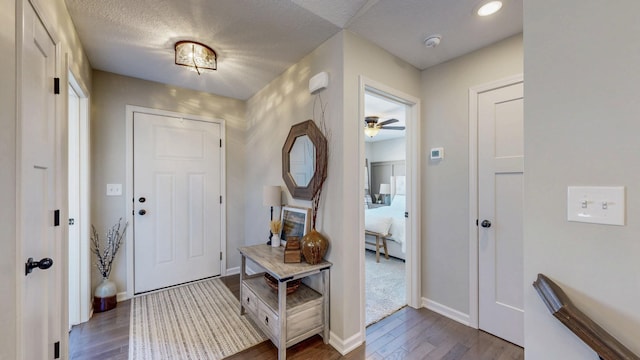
[
  {"xmin": 106, "ymin": 183, "xmax": 122, "ymax": 196},
  {"xmin": 567, "ymin": 186, "xmax": 625, "ymax": 226}
]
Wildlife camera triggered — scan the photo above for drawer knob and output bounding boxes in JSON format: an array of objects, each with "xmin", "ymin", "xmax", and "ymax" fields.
[
  {"xmin": 246, "ymin": 297, "xmax": 250, "ymax": 303},
  {"xmin": 265, "ymin": 316, "xmax": 269, "ymax": 324}
]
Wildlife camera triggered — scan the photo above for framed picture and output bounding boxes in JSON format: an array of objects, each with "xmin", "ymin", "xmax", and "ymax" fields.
[{"xmin": 279, "ymin": 206, "xmax": 311, "ymax": 245}]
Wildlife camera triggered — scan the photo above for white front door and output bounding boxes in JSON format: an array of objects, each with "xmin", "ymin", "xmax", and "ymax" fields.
[
  {"xmin": 21, "ymin": 2, "xmax": 59, "ymax": 358},
  {"xmin": 478, "ymin": 80, "xmax": 524, "ymax": 346},
  {"xmin": 133, "ymin": 112, "xmax": 222, "ymax": 293}
]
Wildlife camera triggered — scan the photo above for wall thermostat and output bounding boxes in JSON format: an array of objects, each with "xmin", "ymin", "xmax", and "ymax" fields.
[{"xmin": 430, "ymin": 147, "xmax": 444, "ymax": 160}]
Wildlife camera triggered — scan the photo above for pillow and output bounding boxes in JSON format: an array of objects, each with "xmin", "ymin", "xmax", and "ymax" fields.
[{"xmin": 365, "ymin": 214, "xmax": 393, "ymax": 235}]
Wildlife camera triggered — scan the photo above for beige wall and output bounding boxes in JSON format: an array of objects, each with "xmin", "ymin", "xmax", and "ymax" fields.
[
  {"xmin": 524, "ymin": 1, "xmax": 640, "ymax": 358},
  {"xmin": 420, "ymin": 35, "xmax": 523, "ymax": 314},
  {"xmin": 91, "ymin": 70, "xmax": 247, "ymax": 293},
  {"xmin": 245, "ymin": 30, "xmax": 420, "ymax": 346},
  {"xmin": 245, "ymin": 30, "xmax": 347, "ymax": 339}
]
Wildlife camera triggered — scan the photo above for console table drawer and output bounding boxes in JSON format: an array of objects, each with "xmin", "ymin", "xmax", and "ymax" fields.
[{"xmin": 241, "ymin": 283, "xmax": 258, "ymax": 315}]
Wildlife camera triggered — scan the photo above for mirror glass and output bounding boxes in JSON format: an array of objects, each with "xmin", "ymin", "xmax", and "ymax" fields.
[
  {"xmin": 288, "ymin": 135, "xmax": 316, "ymax": 187},
  {"xmin": 282, "ymin": 119, "xmax": 327, "ymax": 200}
]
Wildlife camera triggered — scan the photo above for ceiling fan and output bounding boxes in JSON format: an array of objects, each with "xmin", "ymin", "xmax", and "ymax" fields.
[{"xmin": 364, "ymin": 116, "xmax": 405, "ymax": 137}]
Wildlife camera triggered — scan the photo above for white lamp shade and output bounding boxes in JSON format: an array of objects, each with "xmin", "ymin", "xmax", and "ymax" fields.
[
  {"xmin": 263, "ymin": 185, "xmax": 281, "ymax": 207},
  {"xmin": 379, "ymin": 183, "xmax": 391, "ymax": 195}
]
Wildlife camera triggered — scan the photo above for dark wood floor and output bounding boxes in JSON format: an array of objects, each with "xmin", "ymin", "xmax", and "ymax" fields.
[{"xmin": 69, "ymin": 275, "xmax": 523, "ymax": 359}]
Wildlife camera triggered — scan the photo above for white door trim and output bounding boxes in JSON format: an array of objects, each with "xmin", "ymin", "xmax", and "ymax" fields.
[
  {"xmin": 125, "ymin": 105, "xmax": 226, "ymax": 300},
  {"xmin": 468, "ymin": 74, "xmax": 523, "ymax": 328},
  {"xmin": 358, "ymin": 76, "xmax": 421, "ymax": 337},
  {"xmin": 67, "ymin": 66, "xmax": 91, "ymax": 325}
]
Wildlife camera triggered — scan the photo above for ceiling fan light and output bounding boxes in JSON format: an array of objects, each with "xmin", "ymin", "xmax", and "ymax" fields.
[
  {"xmin": 364, "ymin": 126, "xmax": 380, "ymax": 138},
  {"xmin": 175, "ymin": 41, "xmax": 217, "ymax": 74}
]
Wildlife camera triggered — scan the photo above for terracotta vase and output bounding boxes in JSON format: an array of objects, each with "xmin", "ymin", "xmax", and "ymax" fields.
[{"xmin": 301, "ymin": 228, "xmax": 328, "ymax": 265}]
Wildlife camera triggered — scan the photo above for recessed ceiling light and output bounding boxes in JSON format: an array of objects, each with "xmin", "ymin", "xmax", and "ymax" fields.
[{"xmin": 476, "ymin": 1, "xmax": 503, "ymax": 16}]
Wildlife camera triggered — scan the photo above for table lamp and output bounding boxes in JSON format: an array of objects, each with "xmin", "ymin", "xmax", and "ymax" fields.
[{"xmin": 379, "ymin": 183, "xmax": 391, "ymax": 205}]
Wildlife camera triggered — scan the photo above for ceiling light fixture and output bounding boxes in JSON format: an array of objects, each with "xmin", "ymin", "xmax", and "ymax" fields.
[
  {"xmin": 476, "ymin": 1, "xmax": 503, "ymax": 16},
  {"xmin": 174, "ymin": 41, "xmax": 217, "ymax": 75},
  {"xmin": 364, "ymin": 126, "xmax": 380, "ymax": 138}
]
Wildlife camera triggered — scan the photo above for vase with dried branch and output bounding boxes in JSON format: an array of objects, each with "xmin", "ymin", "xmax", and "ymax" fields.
[
  {"xmin": 90, "ymin": 218, "xmax": 128, "ymax": 312},
  {"xmin": 270, "ymin": 219, "xmax": 282, "ymax": 247},
  {"xmin": 302, "ymin": 98, "xmax": 331, "ymax": 264}
]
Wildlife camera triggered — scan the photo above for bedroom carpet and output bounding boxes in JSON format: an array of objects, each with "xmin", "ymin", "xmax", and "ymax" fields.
[
  {"xmin": 129, "ymin": 278, "xmax": 266, "ymax": 359},
  {"xmin": 366, "ymin": 250, "xmax": 406, "ymax": 326}
]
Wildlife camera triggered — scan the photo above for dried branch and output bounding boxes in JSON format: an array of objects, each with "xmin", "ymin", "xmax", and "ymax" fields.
[
  {"xmin": 311, "ymin": 93, "xmax": 331, "ymax": 229},
  {"xmin": 91, "ymin": 218, "xmax": 128, "ymax": 279}
]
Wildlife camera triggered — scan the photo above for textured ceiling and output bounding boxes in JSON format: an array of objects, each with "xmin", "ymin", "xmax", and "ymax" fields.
[{"xmin": 65, "ymin": 0, "xmax": 522, "ymax": 100}]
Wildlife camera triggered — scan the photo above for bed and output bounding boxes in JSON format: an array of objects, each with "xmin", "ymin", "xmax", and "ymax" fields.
[{"xmin": 365, "ymin": 175, "xmax": 406, "ymax": 260}]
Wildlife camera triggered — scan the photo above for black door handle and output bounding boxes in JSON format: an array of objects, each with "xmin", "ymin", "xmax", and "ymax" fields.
[
  {"xmin": 139, "ymin": 209, "xmax": 147, "ymax": 216},
  {"xmin": 481, "ymin": 220, "xmax": 492, "ymax": 228},
  {"xmin": 25, "ymin": 257, "xmax": 53, "ymax": 276}
]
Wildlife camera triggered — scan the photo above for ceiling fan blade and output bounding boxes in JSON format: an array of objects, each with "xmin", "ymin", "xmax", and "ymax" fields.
[
  {"xmin": 377, "ymin": 118, "xmax": 399, "ymax": 126},
  {"xmin": 380, "ymin": 126, "xmax": 405, "ymax": 130}
]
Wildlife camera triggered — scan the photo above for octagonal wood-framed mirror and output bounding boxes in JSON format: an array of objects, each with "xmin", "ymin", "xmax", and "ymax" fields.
[{"xmin": 282, "ymin": 119, "xmax": 327, "ymax": 200}]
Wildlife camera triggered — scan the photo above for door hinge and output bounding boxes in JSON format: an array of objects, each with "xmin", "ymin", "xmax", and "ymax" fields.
[
  {"xmin": 404, "ymin": 212, "xmax": 409, "ymax": 218},
  {"xmin": 69, "ymin": 218, "xmax": 75, "ymax": 226},
  {"xmin": 54, "ymin": 341, "xmax": 60, "ymax": 359},
  {"xmin": 476, "ymin": 219, "xmax": 478, "ymax": 226},
  {"xmin": 220, "ymin": 252, "xmax": 222, "ymax": 260},
  {"xmin": 53, "ymin": 77, "xmax": 60, "ymax": 94},
  {"xmin": 219, "ymin": 139, "xmax": 222, "ymax": 147},
  {"xmin": 54, "ymin": 210, "xmax": 60, "ymax": 227},
  {"xmin": 220, "ymin": 195, "xmax": 222, "ymax": 204}
]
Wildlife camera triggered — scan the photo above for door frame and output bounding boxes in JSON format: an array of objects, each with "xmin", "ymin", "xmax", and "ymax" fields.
[
  {"xmin": 125, "ymin": 105, "xmax": 227, "ymax": 299},
  {"xmin": 358, "ymin": 76, "xmax": 421, "ymax": 336},
  {"xmin": 67, "ymin": 66, "xmax": 91, "ymax": 327},
  {"xmin": 468, "ymin": 74, "xmax": 523, "ymax": 328}
]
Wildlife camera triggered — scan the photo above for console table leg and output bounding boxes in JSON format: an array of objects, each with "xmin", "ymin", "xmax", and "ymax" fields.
[
  {"xmin": 240, "ymin": 255, "xmax": 246, "ymax": 315},
  {"xmin": 323, "ymin": 270, "xmax": 330, "ymax": 344},
  {"xmin": 278, "ymin": 281, "xmax": 287, "ymax": 359}
]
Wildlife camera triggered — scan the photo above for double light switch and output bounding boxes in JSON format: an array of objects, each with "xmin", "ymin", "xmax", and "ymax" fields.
[{"xmin": 567, "ymin": 186, "xmax": 625, "ymax": 226}]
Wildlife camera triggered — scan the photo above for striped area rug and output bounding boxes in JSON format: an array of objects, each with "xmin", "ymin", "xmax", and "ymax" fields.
[{"xmin": 129, "ymin": 278, "xmax": 266, "ymax": 359}]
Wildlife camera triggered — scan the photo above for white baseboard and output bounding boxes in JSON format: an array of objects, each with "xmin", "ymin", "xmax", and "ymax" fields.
[
  {"xmin": 329, "ymin": 330, "xmax": 363, "ymax": 355},
  {"xmin": 422, "ymin": 298, "xmax": 470, "ymax": 326},
  {"xmin": 117, "ymin": 291, "xmax": 129, "ymax": 302},
  {"xmin": 225, "ymin": 266, "xmax": 240, "ymax": 276}
]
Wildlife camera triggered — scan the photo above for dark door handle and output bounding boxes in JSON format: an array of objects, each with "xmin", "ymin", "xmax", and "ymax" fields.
[
  {"xmin": 25, "ymin": 257, "xmax": 53, "ymax": 276},
  {"xmin": 139, "ymin": 197, "xmax": 146, "ymax": 203},
  {"xmin": 481, "ymin": 220, "xmax": 492, "ymax": 228},
  {"xmin": 138, "ymin": 209, "xmax": 147, "ymax": 216}
]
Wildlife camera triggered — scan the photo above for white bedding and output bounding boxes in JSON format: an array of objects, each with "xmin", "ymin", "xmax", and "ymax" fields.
[{"xmin": 365, "ymin": 194, "xmax": 406, "ymax": 253}]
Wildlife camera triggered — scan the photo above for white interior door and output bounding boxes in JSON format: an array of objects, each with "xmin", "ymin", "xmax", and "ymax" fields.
[
  {"xmin": 478, "ymin": 81, "xmax": 524, "ymax": 347},
  {"xmin": 21, "ymin": 2, "xmax": 59, "ymax": 358},
  {"xmin": 133, "ymin": 112, "xmax": 222, "ymax": 294}
]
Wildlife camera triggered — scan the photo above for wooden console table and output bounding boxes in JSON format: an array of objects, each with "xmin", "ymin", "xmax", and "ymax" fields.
[{"xmin": 239, "ymin": 244, "xmax": 332, "ymax": 360}]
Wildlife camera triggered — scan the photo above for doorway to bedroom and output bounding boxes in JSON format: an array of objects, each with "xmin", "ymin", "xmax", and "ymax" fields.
[{"xmin": 363, "ymin": 90, "xmax": 408, "ymax": 326}]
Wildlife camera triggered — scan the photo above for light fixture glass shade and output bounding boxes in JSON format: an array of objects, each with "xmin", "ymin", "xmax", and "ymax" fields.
[
  {"xmin": 379, "ymin": 183, "xmax": 391, "ymax": 195},
  {"xmin": 477, "ymin": 1, "xmax": 503, "ymax": 16},
  {"xmin": 263, "ymin": 185, "xmax": 281, "ymax": 207},
  {"xmin": 175, "ymin": 41, "xmax": 217, "ymax": 74},
  {"xmin": 364, "ymin": 126, "xmax": 380, "ymax": 137}
]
